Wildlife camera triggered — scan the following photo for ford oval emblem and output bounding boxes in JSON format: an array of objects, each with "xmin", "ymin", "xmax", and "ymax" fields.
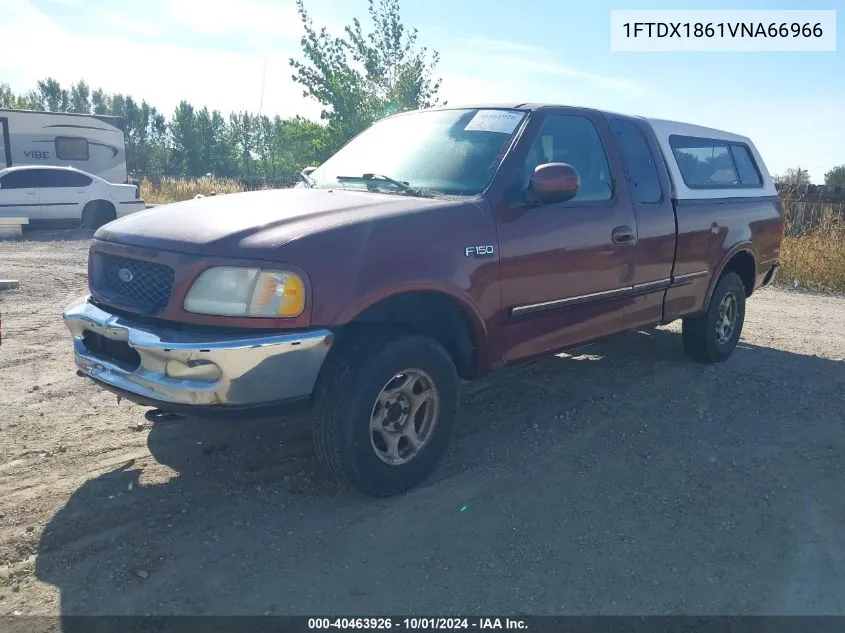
[{"xmin": 118, "ymin": 268, "xmax": 134, "ymax": 283}]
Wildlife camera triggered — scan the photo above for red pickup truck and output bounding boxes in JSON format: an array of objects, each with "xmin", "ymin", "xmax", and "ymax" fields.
[{"xmin": 63, "ymin": 104, "xmax": 783, "ymax": 496}]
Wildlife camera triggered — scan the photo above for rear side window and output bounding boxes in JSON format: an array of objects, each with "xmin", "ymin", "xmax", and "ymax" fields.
[
  {"xmin": 0, "ymin": 170, "xmax": 39, "ymax": 188},
  {"xmin": 609, "ymin": 118, "xmax": 662, "ymax": 204},
  {"xmin": 55, "ymin": 136, "xmax": 90, "ymax": 161},
  {"xmin": 669, "ymin": 135, "xmax": 763, "ymax": 189},
  {"xmin": 729, "ymin": 145, "xmax": 762, "ymax": 186}
]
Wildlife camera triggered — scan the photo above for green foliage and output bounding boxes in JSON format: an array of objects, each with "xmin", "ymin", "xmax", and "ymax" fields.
[
  {"xmin": 775, "ymin": 167, "xmax": 812, "ymax": 186},
  {"xmin": 824, "ymin": 164, "xmax": 845, "ymax": 188},
  {"xmin": 289, "ymin": 0, "xmax": 442, "ymax": 149}
]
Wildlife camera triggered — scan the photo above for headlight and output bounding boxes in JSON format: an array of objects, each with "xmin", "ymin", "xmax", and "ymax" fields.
[{"xmin": 184, "ymin": 267, "xmax": 306, "ymax": 317}]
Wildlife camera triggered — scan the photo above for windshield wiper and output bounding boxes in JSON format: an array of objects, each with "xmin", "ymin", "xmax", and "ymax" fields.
[{"xmin": 335, "ymin": 173, "xmax": 423, "ymax": 196}]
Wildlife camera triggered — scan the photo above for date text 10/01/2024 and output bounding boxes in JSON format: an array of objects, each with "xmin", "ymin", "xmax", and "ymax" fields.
[{"xmin": 307, "ymin": 618, "xmax": 529, "ymax": 630}]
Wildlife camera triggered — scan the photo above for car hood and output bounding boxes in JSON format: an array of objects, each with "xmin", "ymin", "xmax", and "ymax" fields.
[{"xmin": 94, "ymin": 187, "xmax": 449, "ymax": 256}]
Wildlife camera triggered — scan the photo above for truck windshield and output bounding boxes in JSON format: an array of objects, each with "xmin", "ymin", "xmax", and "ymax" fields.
[{"xmin": 307, "ymin": 108, "xmax": 527, "ymax": 197}]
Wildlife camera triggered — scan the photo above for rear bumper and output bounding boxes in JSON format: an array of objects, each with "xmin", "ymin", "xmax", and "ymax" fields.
[{"xmin": 63, "ymin": 296, "xmax": 333, "ymax": 412}]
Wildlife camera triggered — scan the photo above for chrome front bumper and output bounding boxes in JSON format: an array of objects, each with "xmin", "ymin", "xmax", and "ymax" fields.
[{"xmin": 63, "ymin": 296, "xmax": 333, "ymax": 409}]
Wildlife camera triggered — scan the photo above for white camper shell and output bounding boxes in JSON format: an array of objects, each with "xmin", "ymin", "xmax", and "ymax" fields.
[
  {"xmin": 643, "ymin": 118, "xmax": 777, "ymax": 201},
  {"xmin": 0, "ymin": 109, "xmax": 128, "ymax": 184}
]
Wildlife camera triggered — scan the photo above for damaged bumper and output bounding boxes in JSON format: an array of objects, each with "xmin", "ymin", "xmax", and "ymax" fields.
[{"xmin": 63, "ymin": 296, "xmax": 333, "ymax": 415}]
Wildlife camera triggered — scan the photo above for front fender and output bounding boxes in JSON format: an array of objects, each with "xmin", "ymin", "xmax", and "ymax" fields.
[{"xmin": 331, "ymin": 279, "xmax": 490, "ymax": 349}]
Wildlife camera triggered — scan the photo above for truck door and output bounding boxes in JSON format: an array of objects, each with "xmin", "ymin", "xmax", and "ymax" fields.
[
  {"xmin": 492, "ymin": 108, "xmax": 638, "ymax": 364},
  {"xmin": 607, "ymin": 117, "xmax": 676, "ymax": 329},
  {"xmin": 0, "ymin": 117, "xmax": 10, "ymax": 168}
]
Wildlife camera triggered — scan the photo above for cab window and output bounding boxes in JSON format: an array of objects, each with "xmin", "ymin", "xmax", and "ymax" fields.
[{"xmin": 519, "ymin": 115, "xmax": 613, "ymax": 202}]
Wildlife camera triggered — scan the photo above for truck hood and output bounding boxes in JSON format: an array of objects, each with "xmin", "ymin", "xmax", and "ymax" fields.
[{"xmin": 95, "ymin": 187, "xmax": 448, "ymax": 256}]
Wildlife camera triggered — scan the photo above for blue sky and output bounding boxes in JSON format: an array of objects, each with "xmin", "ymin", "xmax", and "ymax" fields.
[{"xmin": 1, "ymin": 0, "xmax": 842, "ymax": 181}]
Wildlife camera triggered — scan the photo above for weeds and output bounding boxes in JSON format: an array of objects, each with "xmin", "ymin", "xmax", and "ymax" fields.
[
  {"xmin": 777, "ymin": 199, "xmax": 845, "ymax": 292},
  {"xmin": 779, "ymin": 229, "xmax": 845, "ymax": 292},
  {"xmin": 139, "ymin": 176, "xmax": 245, "ymax": 205}
]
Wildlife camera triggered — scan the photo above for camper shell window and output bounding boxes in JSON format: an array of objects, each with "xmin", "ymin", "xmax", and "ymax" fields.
[
  {"xmin": 669, "ymin": 135, "xmax": 763, "ymax": 189},
  {"xmin": 55, "ymin": 136, "xmax": 90, "ymax": 161}
]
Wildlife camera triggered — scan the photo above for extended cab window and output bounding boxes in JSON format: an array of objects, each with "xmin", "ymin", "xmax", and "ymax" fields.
[
  {"xmin": 521, "ymin": 115, "xmax": 612, "ymax": 202},
  {"xmin": 55, "ymin": 136, "xmax": 90, "ymax": 161},
  {"xmin": 609, "ymin": 118, "xmax": 662, "ymax": 204},
  {"xmin": 670, "ymin": 135, "xmax": 763, "ymax": 188}
]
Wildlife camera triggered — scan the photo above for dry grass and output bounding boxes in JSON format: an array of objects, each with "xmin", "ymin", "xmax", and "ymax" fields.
[
  {"xmin": 779, "ymin": 229, "xmax": 845, "ymax": 292},
  {"xmin": 778, "ymin": 200, "xmax": 845, "ymax": 292},
  {"xmin": 139, "ymin": 176, "xmax": 245, "ymax": 205}
]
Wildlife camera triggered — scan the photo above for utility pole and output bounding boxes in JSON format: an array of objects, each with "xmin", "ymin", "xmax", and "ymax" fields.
[{"xmin": 259, "ymin": 59, "xmax": 268, "ymax": 116}]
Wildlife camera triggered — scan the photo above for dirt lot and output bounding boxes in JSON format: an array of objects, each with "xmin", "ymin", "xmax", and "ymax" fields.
[{"xmin": 1, "ymin": 228, "xmax": 844, "ymax": 617}]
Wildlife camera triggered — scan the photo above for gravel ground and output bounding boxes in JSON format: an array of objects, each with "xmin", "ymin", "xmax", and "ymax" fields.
[{"xmin": 0, "ymin": 229, "xmax": 844, "ymax": 617}]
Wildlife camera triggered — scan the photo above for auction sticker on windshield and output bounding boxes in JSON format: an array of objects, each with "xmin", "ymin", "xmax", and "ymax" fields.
[{"xmin": 464, "ymin": 110, "xmax": 525, "ymax": 134}]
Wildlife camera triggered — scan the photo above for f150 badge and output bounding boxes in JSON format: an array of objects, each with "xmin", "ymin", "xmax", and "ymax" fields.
[{"xmin": 465, "ymin": 245, "xmax": 495, "ymax": 258}]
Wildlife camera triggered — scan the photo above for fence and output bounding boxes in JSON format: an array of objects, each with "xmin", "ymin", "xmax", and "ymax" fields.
[{"xmin": 775, "ymin": 184, "xmax": 845, "ymax": 236}]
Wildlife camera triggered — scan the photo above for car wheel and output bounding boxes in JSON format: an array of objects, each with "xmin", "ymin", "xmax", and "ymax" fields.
[
  {"xmin": 312, "ymin": 327, "xmax": 459, "ymax": 497},
  {"xmin": 682, "ymin": 271, "xmax": 746, "ymax": 364},
  {"xmin": 81, "ymin": 201, "xmax": 116, "ymax": 230}
]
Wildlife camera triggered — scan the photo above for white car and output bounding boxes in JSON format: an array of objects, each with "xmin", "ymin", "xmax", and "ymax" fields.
[{"xmin": 0, "ymin": 165, "xmax": 146, "ymax": 228}]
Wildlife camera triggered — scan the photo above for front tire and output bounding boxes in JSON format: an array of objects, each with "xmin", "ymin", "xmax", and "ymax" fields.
[
  {"xmin": 682, "ymin": 271, "xmax": 746, "ymax": 364},
  {"xmin": 312, "ymin": 328, "xmax": 459, "ymax": 497}
]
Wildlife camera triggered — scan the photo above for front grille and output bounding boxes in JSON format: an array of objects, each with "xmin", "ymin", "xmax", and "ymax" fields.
[{"xmin": 91, "ymin": 252, "xmax": 175, "ymax": 312}]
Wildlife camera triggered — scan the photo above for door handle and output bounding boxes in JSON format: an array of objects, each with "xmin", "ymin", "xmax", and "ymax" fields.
[
  {"xmin": 612, "ymin": 225, "xmax": 635, "ymax": 245},
  {"xmin": 26, "ymin": 191, "xmax": 36, "ymax": 195}
]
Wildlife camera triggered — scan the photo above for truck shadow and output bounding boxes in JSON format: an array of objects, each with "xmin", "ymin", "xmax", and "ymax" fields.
[{"xmin": 34, "ymin": 327, "xmax": 845, "ymax": 618}]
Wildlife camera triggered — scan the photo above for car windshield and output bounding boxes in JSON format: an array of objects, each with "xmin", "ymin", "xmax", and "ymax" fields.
[{"xmin": 307, "ymin": 108, "xmax": 527, "ymax": 197}]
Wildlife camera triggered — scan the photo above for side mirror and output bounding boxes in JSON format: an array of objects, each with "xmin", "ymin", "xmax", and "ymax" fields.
[
  {"xmin": 529, "ymin": 163, "xmax": 580, "ymax": 205},
  {"xmin": 299, "ymin": 166, "xmax": 318, "ymax": 187}
]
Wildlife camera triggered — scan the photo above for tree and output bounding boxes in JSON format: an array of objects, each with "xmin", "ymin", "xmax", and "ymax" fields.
[
  {"xmin": 170, "ymin": 101, "xmax": 203, "ymax": 177},
  {"xmin": 774, "ymin": 167, "xmax": 811, "ymax": 186},
  {"xmin": 289, "ymin": 0, "xmax": 441, "ymax": 148},
  {"xmin": 229, "ymin": 111, "xmax": 257, "ymax": 178},
  {"xmin": 68, "ymin": 80, "xmax": 91, "ymax": 114},
  {"xmin": 36, "ymin": 77, "xmax": 69, "ymax": 112},
  {"xmin": 91, "ymin": 88, "xmax": 109, "ymax": 115},
  {"xmin": 0, "ymin": 83, "xmax": 41, "ymax": 110},
  {"xmin": 823, "ymin": 165, "xmax": 845, "ymax": 188}
]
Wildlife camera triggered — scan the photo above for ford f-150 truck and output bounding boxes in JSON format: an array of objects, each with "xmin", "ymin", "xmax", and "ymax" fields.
[{"xmin": 63, "ymin": 104, "xmax": 783, "ymax": 497}]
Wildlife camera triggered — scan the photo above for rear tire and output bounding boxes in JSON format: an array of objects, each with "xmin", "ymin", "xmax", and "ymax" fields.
[
  {"xmin": 682, "ymin": 271, "xmax": 746, "ymax": 364},
  {"xmin": 312, "ymin": 327, "xmax": 459, "ymax": 497},
  {"xmin": 81, "ymin": 201, "xmax": 116, "ymax": 230}
]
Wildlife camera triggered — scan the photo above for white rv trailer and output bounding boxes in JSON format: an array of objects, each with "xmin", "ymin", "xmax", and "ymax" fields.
[{"xmin": 0, "ymin": 109, "xmax": 128, "ymax": 184}]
